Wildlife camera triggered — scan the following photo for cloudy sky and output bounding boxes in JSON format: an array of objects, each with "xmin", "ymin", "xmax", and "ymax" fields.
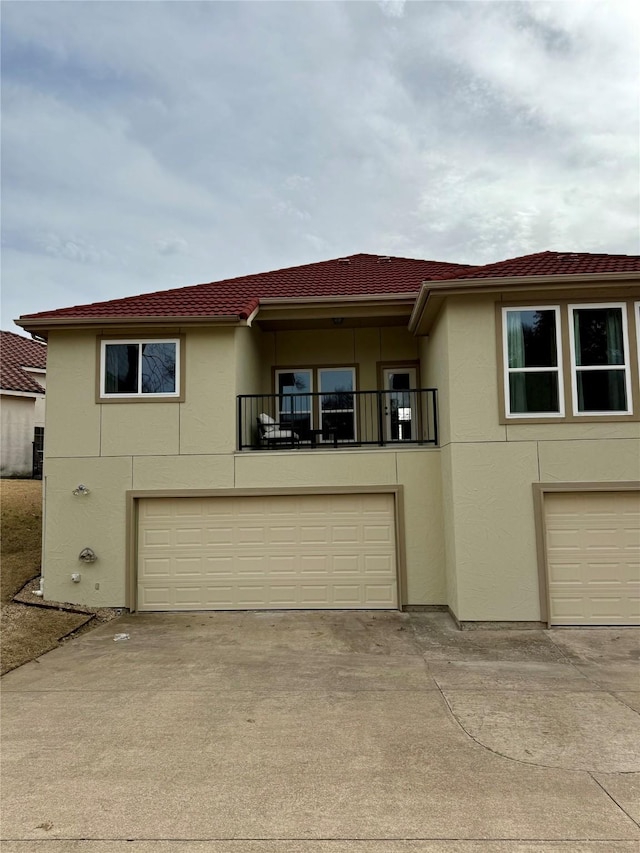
[{"xmin": 2, "ymin": 0, "xmax": 638, "ymax": 333}]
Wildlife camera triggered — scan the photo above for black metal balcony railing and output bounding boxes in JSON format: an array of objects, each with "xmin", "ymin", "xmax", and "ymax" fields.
[{"xmin": 237, "ymin": 389, "xmax": 438, "ymax": 450}]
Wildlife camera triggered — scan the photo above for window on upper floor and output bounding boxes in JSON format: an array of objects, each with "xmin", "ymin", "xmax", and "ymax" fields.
[
  {"xmin": 569, "ymin": 304, "xmax": 631, "ymax": 415},
  {"xmin": 275, "ymin": 366, "xmax": 356, "ymax": 441},
  {"xmin": 100, "ymin": 339, "xmax": 181, "ymax": 399},
  {"xmin": 500, "ymin": 301, "xmax": 637, "ymax": 422},
  {"xmin": 502, "ymin": 307, "xmax": 563, "ymax": 417}
]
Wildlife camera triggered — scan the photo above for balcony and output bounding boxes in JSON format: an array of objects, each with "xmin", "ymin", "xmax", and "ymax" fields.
[{"xmin": 237, "ymin": 389, "xmax": 438, "ymax": 450}]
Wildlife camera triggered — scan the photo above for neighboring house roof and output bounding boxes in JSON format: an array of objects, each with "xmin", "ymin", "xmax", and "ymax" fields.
[
  {"xmin": 0, "ymin": 331, "xmax": 47, "ymax": 394},
  {"xmin": 15, "ymin": 250, "xmax": 640, "ymax": 330}
]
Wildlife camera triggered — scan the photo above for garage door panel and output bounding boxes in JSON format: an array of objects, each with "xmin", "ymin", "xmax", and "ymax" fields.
[
  {"xmin": 138, "ymin": 493, "xmax": 398, "ymax": 611},
  {"xmin": 545, "ymin": 490, "xmax": 640, "ymax": 626}
]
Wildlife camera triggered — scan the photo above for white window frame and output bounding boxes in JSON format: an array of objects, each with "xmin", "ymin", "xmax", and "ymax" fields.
[
  {"xmin": 568, "ymin": 303, "xmax": 632, "ymax": 416},
  {"xmin": 100, "ymin": 339, "xmax": 180, "ymax": 399},
  {"xmin": 502, "ymin": 306, "xmax": 564, "ymax": 418}
]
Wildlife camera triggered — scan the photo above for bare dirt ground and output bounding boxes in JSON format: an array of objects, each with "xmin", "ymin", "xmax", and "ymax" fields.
[{"xmin": 1, "ymin": 479, "xmax": 121, "ymax": 675}]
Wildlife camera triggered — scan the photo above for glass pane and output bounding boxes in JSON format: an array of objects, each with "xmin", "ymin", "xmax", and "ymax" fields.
[
  {"xmin": 278, "ymin": 371, "xmax": 311, "ymax": 414},
  {"xmin": 576, "ymin": 369, "xmax": 627, "ymax": 412},
  {"xmin": 389, "ymin": 393, "xmax": 414, "ymax": 440},
  {"xmin": 388, "ymin": 372, "xmax": 411, "ymax": 390},
  {"xmin": 574, "ymin": 307, "xmax": 624, "ymax": 366},
  {"xmin": 319, "ymin": 369, "xmax": 354, "ymax": 411},
  {"xmin": 509, "ymin": 372, "xmax": 559, "ymax": 414},
  {"xmin": 507, "ymin": 310, "xmax": 557, "ymax": 368},
  {"xmin": 322, "ymin": 411, "xmax": 355, "ymax": 441},
  {"xmin": 141, "ymin": 342, "xmax": 176, "ymax": 393},
  {"xmin": 105, "ymin": 344, "xmax": 138, "ymax": 394}
]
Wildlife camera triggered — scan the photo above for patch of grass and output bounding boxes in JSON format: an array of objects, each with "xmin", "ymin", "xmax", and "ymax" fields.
[
  {"xmin": 1, "ymin": 479, "xmax": 42, "ymax": 604},
  {"xmin": 0, "ymin": 604, "xmax": 91, "ymax": 675}
]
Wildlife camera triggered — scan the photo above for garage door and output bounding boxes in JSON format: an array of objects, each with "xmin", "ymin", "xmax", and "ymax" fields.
[
  {"xmin": 137, "ymin": 493, "xmax": 398, "ymax": 611},
  {"xmin": 545, "ymin": 490, "xmax": 640, "ymax": 626}
]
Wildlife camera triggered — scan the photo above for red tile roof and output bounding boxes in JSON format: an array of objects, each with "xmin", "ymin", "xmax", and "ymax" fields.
[
  {"xmin": 16, "ymin": 251, "xmax": 640, "ymax": 326},
  {"xmin": 441, "ymin": 250, "xmax": 640, "ymax": 280},
  {"xmin": 18, "ymin": 254, "xmax": 472, "ymax": 322},
  {"xmin": 0, "ymin": 331, "xmax": 47, "ymax": 394}
]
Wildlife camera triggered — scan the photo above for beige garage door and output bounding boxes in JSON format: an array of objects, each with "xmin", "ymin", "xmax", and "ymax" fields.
[
  {"xmin": 137, "ymin": 493, "xmax": 398, "ymax": 611},
  {"xmin": 545, "ymin": 490, "xmax": 640, "ymax": 626}
]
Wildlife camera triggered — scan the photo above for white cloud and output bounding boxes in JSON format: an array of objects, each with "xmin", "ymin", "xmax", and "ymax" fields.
[
  {"xmin": 155, "ymin": 237, "xmax": 189, "ymax": 256},
  {"xmin": 377, "ymin": 1, "xmax": 406, "ymax": 19}
]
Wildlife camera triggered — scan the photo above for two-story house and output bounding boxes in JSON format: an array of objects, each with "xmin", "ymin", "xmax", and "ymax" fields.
[{"xmin": 16, "ymin": 251, "xmax": 640, "ymax": 626}]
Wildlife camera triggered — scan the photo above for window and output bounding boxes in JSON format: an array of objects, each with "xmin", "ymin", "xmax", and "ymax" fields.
[
  {"xmin": 503, "ymin": 307, "xmax": 563, "ymax": 417},
  {"xmin": 569, "ymin": 304, "xmax": 631, "ymax": 414},
  {"xmin": 276, "ymin": 370, "xmax": 313, "ymax": 435},
  {"xmin": 319, "ymin": 368, "xmax": 355, "ymax": 441},
  {"xmin": 101, "ymin": 339, "xmax": 180, "ymax": 398},
  {"xmin": 275, "ymin": 367, "xmax": 356, "ymax": 441}
]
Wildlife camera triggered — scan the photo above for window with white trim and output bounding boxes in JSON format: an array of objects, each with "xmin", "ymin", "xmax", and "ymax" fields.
[
  {"xmin": 101, "ymin": 339, "xmax": 180, "ymax": 398},
  {"xmin": 503, "ymin": 307, "xmax": 563, "ymax": 417},
  {"xmin": 569, "ymin": 304, "xmax": 631, "ymax": 414}
]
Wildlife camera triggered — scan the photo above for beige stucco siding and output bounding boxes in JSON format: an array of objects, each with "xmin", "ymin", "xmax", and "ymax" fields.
[
  {"xmin": 421, "ymin": 310, "xmax": 451, "ymax": 448},
  {"xmin": 234, "ymin": 448, "xmax": 398, "ymax": 489},
  {"xmin": 439, "ymin": 445, "xmax": 459, "ymax": 615},
  {"xmin": 380, "ymin": 326, "xmax": 419, "ymax": 362},
  {"xmin": 507, "ymin": 422, "xmax": 640, "ymax": 442},
  {"xmin": 180, "ymin": 327, "xmax": 236, "ymax": 454},
  {"xmin": 395, "ymin": 451, "xmax": 446, "ymax": 603},
  {"xmin": 43, "ymin": 456, "xmax": 133, "ymax": 605},
  {"xmin": 132, "ymin": 455, "xmax": 235, "ymax": 491},
  {"xmin": 448, "ymin": 441, "xmax": 541, "ymax": 621},
  {"xmin": 354, "ymin": 328, "xmax": 380, "ymax": 390},
  {"xmin": 45, "ymin": 331, "xmax": 101, "ymax": 458},
  {"xmin": 101, "ymin": 403, "xmax": 180, "ymax": 456},
  {"xmin": 445, "ymin": 297, "xmax": 506, "ymax": 444},
  {"xmin": 269, "ymin": 326, "xmax": 418, "ymax": 389},
  {"xmin": 538, "ymin": 439, "xmax": 640, "ymax": 482},
  {"xmin": 274, "ymin": 329, "xmax": 355, "ymax": 367},
  {"xmin": 235, "ymin": 326, "xmax": 266, "ymax": 398}
]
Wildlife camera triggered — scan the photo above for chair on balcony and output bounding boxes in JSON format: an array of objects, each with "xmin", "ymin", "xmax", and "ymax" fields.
[{"xmin": 256, "ymin": 413, "xmax": 299, "ymax": 447}]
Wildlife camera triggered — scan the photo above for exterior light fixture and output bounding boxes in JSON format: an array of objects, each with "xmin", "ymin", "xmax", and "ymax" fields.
[
  {"xmin": 78, "ymin": 548, "xmax": 97, "ymax": 563},
  {"xmin": 72, "ymin": 484, "xmax": 91, "ymax": 496}
]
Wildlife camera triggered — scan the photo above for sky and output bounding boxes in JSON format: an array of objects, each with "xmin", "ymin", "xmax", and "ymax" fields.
[{"xmin": 2, "ymin": 0, "xmax": 639, "ymax": 333}]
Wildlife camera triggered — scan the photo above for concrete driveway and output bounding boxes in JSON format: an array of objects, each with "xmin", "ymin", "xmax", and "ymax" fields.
[{"xmin": 2, "ymin": 610, "xmax": 639, "ymax": 852}]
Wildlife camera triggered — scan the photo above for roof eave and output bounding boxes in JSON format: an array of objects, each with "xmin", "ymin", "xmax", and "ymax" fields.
[
  {"xmin": 15, "ymin": 314, "xmax": 246, "ymax": 336},
  {"xmin": 0, "ymin": 388, "xmax": 45, "ymax": 398},
  {"xmin": 410, "ymin": 271, "xmax": 640, "ymax": 335}
]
